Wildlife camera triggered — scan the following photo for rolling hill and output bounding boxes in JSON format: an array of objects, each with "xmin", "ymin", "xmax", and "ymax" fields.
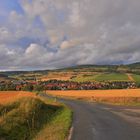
[{"xmin": 0, "ymin": 62, "xmax": 140, "ymax": 83}]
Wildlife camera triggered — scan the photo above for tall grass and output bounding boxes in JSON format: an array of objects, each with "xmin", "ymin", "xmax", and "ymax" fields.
[{"xmin": 0, "ymin": 97, "xmax": 67, "ymax": 140}]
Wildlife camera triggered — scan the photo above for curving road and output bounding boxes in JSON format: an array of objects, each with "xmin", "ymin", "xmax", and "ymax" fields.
[{"xmin": 41, "ymin": 94, "xmax": 140, "ymax": 140}]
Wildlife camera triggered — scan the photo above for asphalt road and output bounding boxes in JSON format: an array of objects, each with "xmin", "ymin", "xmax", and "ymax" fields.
[{"xmin": 42, "ymin": 94, "xmax": 140, "ymax": 140}]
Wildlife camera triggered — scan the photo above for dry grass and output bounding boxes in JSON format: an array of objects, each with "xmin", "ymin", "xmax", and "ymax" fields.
[
  {"xmin": 47, "ymin": 89, "xmax": 140, "ymax": 104},
  {"xmin": 0, "ymin": 92, "xmax": 72, "ymax": 140},
  {"xmin": 0, "ymin": 91, "xmax": 36, "ymax": 105}
]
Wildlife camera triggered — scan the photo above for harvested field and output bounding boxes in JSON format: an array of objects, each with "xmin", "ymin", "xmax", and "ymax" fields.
[
  {"xmin": 47, "ymin": 89, "xmax": 140, "ymax": 104},
  {"xmin": 0, "ymin": 91, "xmax": 36, "ymax": 104},
  {"xmin": 71, "ymin": 73, "xmax": 101, "ymax": 82},
  {"xmin": 41, "ymin": 72, "xmax": 74, "ymax": 81},
  {"xmin": 41, "ymin": 76, "xmax": 71, "ymax": 81},
  {"xmin": 47, "ymin": 89, "xmax": 140, "ymax": 98}
]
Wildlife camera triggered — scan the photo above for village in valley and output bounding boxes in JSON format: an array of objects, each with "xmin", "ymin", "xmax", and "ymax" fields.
[{"xmin": 0, "ymin": 64, "xmax": 140, "ymax": 91}]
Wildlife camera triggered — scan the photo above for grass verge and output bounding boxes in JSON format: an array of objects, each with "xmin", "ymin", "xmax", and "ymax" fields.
[{"xmin": 0, "ymin": 96, "xmax": 72, "ymax": 140}]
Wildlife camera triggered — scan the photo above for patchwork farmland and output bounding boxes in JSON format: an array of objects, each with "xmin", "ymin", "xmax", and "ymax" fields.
[{"xmin": 2, "ymin": 63, "xmax": 140, "ymax": 85}]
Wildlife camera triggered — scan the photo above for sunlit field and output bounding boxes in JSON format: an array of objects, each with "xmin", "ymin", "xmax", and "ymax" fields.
[
  {"xmin": 0, "ymin": 91, "xmax": 36, "ymax": 104},
  {"xmin": 132, "ymin": 74, "xmax": 140, "ymax": 84},
  {"xmin": 47, "ymin": 89, "xmax": 140, "ymax": 105}
]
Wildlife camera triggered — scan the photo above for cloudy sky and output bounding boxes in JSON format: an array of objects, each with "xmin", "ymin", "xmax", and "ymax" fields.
[{"xmin": 0, "ymin": 0, "xmax": 140, "ymax": 70}]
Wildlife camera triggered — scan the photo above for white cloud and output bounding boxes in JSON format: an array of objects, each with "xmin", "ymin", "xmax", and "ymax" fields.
[
  {"xmin": 25, "ymin": 43, "xmax": 46, "ymax": 56},
  {"xmin": 0, "ymin": 0, "xmax": 140, "ymax": 70},
  {"xmin": 69, "ymin": 2, "xmax": 85, "ymax": 27}
]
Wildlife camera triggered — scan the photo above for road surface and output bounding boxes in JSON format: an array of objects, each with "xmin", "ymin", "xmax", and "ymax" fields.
[{"xmin": 41, "ymin": 94, "xmax": 140, "ymax": 140}]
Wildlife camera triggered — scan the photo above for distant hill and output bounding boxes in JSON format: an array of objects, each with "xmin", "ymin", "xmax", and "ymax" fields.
[
  {"xmin": 127, "ymin": 62, "xmax": 140, "ymax": 69},
  {"xmin": 55, "ymin": 62, "xmax": 140, "ymax": 73},
  {"xmin": 1, "ymin": 62, "xmax": 140, "ymax": 76}
]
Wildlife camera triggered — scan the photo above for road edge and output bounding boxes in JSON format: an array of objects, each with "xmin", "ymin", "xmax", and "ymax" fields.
[{"xmin": 67, "ymin": 126, "xmax": 74, "ymax": 140}]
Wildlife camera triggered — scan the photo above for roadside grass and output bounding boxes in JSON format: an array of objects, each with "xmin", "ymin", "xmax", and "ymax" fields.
[
  {"xmin": 95, "ymin": 73, "xmax": 129, "ymax": 81},
  {"xmin": 0, "ymin": 96, "xmax": 72, "ymax": 140},
  {"xmin": 34, "ymin": 105, "xmax": 72, "ymax": 140}
]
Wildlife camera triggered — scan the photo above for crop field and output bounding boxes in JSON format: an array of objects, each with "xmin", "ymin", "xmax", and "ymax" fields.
[
  {"xmin": 0, "ymin": 91, "xmax": 36, "ymax": 104},
  {"xmin": 47, "ymin": 89, "xmax": 140, "ymax": 98},
  {"xmin": 47, "ymin": 89, "xmax": 140, "ymax": 104},
  {"xmin": 41, "ymin": 72, "xmax": 74, "ymax": 81},
  {"xmin": 71, "ymin": 73, "xmax": 101, "ymax": 82},
  {"xmin": 41, "ymin": 76, "xmax": 71, "ymax": 81},
  {"xmin": 41, "ymin": 71, "xmax": 96, "ymax": 81}
]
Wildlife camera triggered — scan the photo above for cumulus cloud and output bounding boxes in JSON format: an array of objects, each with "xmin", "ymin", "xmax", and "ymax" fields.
[{"xmin": 0, "ymin": 0, "xmax": 140, "ymax": 70}]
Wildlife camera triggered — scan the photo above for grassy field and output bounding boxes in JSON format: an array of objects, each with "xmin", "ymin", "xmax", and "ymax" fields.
[
  {"xmin": 47, "ymin": 89, "xmax": 140, "ymax": 105},
  {"xmin": 0, "ymin": 91, "xmax": 72, "ymax": 140},
  {"xmin": 71, "ymin": 72, "xmax": 130, "ymax": 82},
  {"xmin": 131, "ymin": 74, "xmax": 140, "ymax": 84},
  {"xmin": 94, "ymin": 73, "xmax": 129, "ymax": 81}
]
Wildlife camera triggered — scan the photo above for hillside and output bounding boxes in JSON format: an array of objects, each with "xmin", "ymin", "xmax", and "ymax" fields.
[
  {"xmin": 0, "ymin": 62, "xmax": 140, "ymax": 85},
  {"xmin": 1, "ymin": 62, "xmax": 140, "ymax": 75}
]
